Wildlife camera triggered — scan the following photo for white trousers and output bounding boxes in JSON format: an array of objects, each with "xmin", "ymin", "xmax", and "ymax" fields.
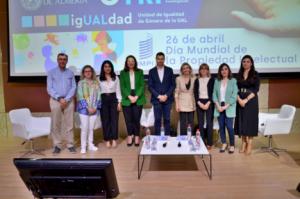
[{"xmin": 79, "ymin": 114, "xmax": 97, "ymax": 149}]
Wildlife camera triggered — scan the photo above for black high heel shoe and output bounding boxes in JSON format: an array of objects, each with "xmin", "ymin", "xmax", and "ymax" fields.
[
  {"xmin": 134, "ymin": 136, "xmax": 140, "ymax": 147},
  {"xmin": 127, "ymin": 136, "xmax": 133, "ymax": 147}
]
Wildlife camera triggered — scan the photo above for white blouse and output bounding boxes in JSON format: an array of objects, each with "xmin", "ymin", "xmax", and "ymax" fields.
[
  {"xmin": 199, "ymin": 77, "xmax": 209, "ymax": 99},
  {"xmin": 99, "ymin": 76, "xmax": 122, "ymax": 102},
  {"xmin": 129, "ymin": 71, "xmax": 135, "ymax": 90},
  {"xmin": 220, "ymin": 79, "xmax": 227, "ymax": 102}
]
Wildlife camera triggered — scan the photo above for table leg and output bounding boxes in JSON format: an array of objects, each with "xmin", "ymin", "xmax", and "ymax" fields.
[
  {"xmin": 201, "ymin": 154, "xmax": 212, "ymax": 180},
  {"xmin": 209, "ymin": 154, "xmax": 212, "ymax": 180},
  {"xmin": 138, "ymin": 155, "xmax": 145, "ymax": 179}
]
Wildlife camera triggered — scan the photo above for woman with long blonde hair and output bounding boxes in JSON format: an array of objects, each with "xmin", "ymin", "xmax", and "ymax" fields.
[{"xmin": 175, "ymin": 62, "xmax": 196, "ymax": 135}]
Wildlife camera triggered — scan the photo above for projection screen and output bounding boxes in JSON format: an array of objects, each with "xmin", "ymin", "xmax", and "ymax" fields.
[{"xmin": 8, "ymin": 0, "xmax": 300, "ymax": 76}]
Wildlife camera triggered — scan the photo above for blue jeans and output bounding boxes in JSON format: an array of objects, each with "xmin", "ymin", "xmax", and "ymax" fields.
[
  {"xmin": 153, "ymin": 102, "xmax": 172, "ymax": 135},
  {"xmin": 218, "ymin": 111, "xmax": 235, "ymax": 146}
]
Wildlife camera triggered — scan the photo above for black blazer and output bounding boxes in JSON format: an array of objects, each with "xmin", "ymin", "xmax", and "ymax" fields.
[
  {"xmin": 148, "ymin": 66, "xmax": 175, "ymax": 105},
  {"xmin": 193, "ymin": 77, "xmax": 215, "ymax": 103}
]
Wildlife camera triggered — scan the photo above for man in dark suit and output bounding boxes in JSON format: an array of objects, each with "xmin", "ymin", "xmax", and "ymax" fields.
[{"xmin": 148, "ymin": 52, "xmax": 175, "ymax": 135}]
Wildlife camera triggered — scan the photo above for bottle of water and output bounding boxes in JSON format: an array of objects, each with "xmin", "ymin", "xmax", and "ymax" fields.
[
  {"xmin": 190, "ymin": 140, "xmax": 196, "ymax": 152},
  {"xmin": 160, "ymin": 125, "xmax": 165, "ymax": 137},
  {"xmin": 144, "ymin": 128, "xmax": 151, "ymax": 150},
  {"xmin": 195, "ymin": 129, "xmax": 201, "ymax": 149},
  {"xmin": 187, "ymin": 124, "xmax": 192, "ymax": 141},
  {"xmin": 145, "ymin": 135, "xmax": 151, "ymax": 150},
  {"xmin": 145, "ymin": 127, "xmax": 151, "ymax": 136},
  {"xmin": 151, "ymin": 137, "xmax": 157, "ymax": 151}
]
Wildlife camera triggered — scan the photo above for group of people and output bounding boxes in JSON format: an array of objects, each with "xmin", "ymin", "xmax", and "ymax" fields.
[
  {"xmin": 174, "ymin": 55, "xmax": 260, "ymax": 155},
  {"xmin": 47, "ymin": 52, "xmax": 260, "ymax": 155},
  {"xmin": 47, "ymin": 53, "xmax": 145, "ymax": 154}
]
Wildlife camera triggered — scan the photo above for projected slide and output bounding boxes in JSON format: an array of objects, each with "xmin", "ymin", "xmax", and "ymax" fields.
[{"xmin": 9, "ymin": 0, "xmax": 300, "ymax": 76}]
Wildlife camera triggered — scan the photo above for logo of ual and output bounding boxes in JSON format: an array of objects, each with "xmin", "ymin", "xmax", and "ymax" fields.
[
  {"xmin": 100, "ymin": 0, "xmax": 119, "ymax": 6},
  {"xmin": 125, "ymin": 0, "xmax": 161, "ymax": 5},
  {"xmin": 139, "ymin": 34, "xmax": 153, "ymax": 60},
  {"xmin": 21, "ymin": 0, "xmax": 42, "ymax": 11}
]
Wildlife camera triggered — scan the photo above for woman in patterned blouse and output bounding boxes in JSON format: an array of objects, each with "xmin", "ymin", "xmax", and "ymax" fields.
[{"xmin": 77, "ymin": 65, "xmax": 101, "ymax": 154}]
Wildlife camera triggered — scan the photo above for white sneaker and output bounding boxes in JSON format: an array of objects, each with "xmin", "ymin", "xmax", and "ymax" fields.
[
  {"xmin": 88, "ymin": 145, "xmax": 98, "ymax": 151},
  {"xmin": 80, "ymin": 148, "xmax": 86, "ymax": 154}
]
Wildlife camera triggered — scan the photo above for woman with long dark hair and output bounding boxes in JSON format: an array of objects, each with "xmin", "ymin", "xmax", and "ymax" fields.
[
  {"xmin": 120, "ymin": 55, "xmax": 146, "ymax": 146},
  {"xmin": 99, "ymin": 60, "xmax": 122, "ymax": 148},
  {"xmin": 235, "ymin": 55, "xmax": 260, "ymax": 155},
  {"xmin": 213, "ymin": 63, "xmax": 238, "ymax": 153}
]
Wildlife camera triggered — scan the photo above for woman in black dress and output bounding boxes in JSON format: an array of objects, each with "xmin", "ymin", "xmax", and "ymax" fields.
[{"xmin": 235, "ymin": 55, "xmax": 260, "ymax": 155}]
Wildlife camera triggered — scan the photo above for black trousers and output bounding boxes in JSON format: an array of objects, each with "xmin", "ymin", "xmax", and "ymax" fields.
[
  {"xmin": 100, "ymin": 93, "xmax": 119, "ymax": 141},
  {"xmin": 196, "ymin": 99, "xmax": 214, "ymax": 146},
  {"xmin": 123, "ymin": 104, "xmax": 143, "ymax": 136},
  {"xmin": 179, "ymin": 111, "xmax": 194, "ymax": 135}
]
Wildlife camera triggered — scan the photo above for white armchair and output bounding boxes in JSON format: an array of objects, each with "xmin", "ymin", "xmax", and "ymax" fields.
[
  {"xmin": 140, "ymin": 107, "xmax": 154, "ymax": 134},
  {"xmin": 9, "ymin": 108, "xmax": 51, "ymax": 157},
  {"xmin": 140, "ymin": 107, "xmax": 154, "ymax": 128},
  {"xmin": 259, "ymin": 104, "xmax": 296, "ymax": 156}
]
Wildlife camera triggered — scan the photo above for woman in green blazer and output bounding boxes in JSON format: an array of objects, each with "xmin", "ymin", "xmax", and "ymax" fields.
[
  {"xmin": 213, "ymin": 63, "xmax": 238, "ymax": 154},
  {"xmin": 120, "ymin": 55, "xmax": 146, "ymax": 147}
]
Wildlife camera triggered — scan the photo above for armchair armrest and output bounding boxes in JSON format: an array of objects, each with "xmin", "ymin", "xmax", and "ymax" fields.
[
  {"xmin": 30, "ymin": 117, "xmax": 51, "ymax": 131},
  {"xmin": 263, "ymin": 118, "xmax": 293, "ymax": 135},
  {"xmin": 25, "ymin": 117, "xmax": 51, "ymax": 138},
  {"xmin": 11, "ymin": 123, "xmax": 29, "ymax": 140}
]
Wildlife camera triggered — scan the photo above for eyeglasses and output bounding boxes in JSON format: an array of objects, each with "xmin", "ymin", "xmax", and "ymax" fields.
[{"xmin": 84, "ymin": 70, "xmax": 92, "ymax": 73}]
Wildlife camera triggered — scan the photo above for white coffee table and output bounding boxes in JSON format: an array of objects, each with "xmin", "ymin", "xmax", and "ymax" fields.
[{"xmin": 138, "ymin": 136, "xmax": 212, "ymax": 180}]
